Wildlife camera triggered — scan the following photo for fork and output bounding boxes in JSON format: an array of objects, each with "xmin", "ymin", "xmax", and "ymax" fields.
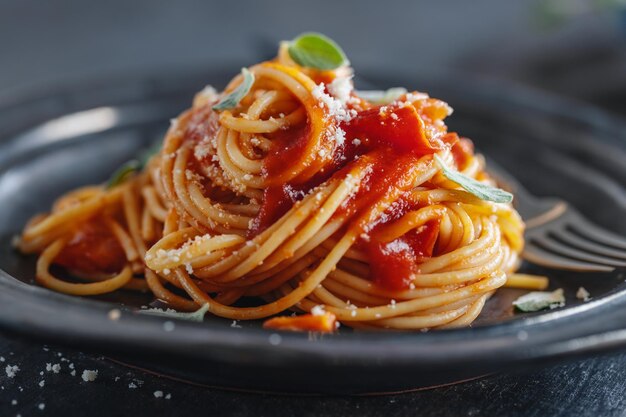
[{"xmin": 486, "ymin": 159, "xmax": 626, "ymax": 272}]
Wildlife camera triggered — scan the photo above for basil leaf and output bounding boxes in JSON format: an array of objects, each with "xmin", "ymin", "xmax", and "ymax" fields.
[
  {"xmin": 107, "ymin": 159, "xmax": 140, "ymax": 188},
  {"xmin": 356, "ymin": 88, "xmax": 407, "ymax": 105},
  {"xmin": 513, "ymin": 288, "xmax": 565, "ymax": 312},
  {"xmin": 138, "ymin": 303, "xmax": 210, "ymax": 322},
  {"xmin": 106, "ymin": 141, "xmax": 162, "ymax": 189},
  {"xmin": 288, "ymin": 32, "xmax": 348, "ymax": 70},
  {"xmin": 212, "ymin": 68, "xmax": 255, "ymax": 111},
  {"xmin": 434, "ymin": 154, "xmax": 513, "ymax": 203}
]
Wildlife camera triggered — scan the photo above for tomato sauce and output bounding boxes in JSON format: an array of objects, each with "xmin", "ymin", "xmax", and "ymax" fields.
[
  {"xmin": 187, "ymin": 88, "xmax": 459, "ymax": 290},
  {"xmin": 250, "ymin": 97, "xmax": 456, "ymax": 290},
  {"xmin": 55, "ymin": 218, "xmax": 126, "ymax": 274}
]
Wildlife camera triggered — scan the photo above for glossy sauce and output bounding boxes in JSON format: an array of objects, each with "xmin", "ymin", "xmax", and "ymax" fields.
[
  {"xmin": 56, "ymin": 218, "xmax": 126, "ymax": 274},
  {"xmin": 255, "ymin": 95, "xmax": 459, "ymax": 290}
]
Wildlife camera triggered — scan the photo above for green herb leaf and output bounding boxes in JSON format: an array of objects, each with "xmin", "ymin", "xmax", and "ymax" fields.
[
  {"xmin": 106, "ymin": 160, "xmax": 140, "ymax": 189},
  {"xmin": 434, "ymin": 154, "xmax": 513, "ymax": 203},
  {"xmin": 288, "ymin": 32, "xmax": 348, "ymax": 70},
  {"xmin": 513, "ymin": 288, "xmax": 565, "ymax": 312},
  {"xmin": 138, "ymin": 303, "xmax": 210, "ymax": 322},
  {"xmin": 356, "ymin": 88, "xmax": 407, "ymax": 105},
  {"xmin": 106, "ymin": 141, "xmax": 162, "ymax": 189},
  {"xmin": 212, "ymin": 68, "xmax": 255, "ymax": 111}
]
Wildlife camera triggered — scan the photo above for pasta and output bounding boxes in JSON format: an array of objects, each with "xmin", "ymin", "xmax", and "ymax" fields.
[{"xmin": 19, "ymin": 35, "xmax": 525, "ymax": 332}]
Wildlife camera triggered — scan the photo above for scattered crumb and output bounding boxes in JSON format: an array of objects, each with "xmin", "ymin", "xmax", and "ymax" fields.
[
  {"xmin": 163, "ymin": 321, "xmax": 176, "ymax": 332},
  {"xmin": 38, "ymin": 403, "xmax": 45, "ymax": 410},
  {"xmin": 268, "ymin": 333, "xmax": 282, "ymax": 346},
  {"xmin": 165, "ymin": 393, "xmax": 172, "ymax": 400},
  {"xmin": 81, "ymin": 370, "xmax": 98, "ymax": 382},
  {"xmin": 576, "ymin": 287, "xmax": 591, "ymax": 301},
  {"xmin": 311, "ymin": 305, "xmax": 325, "ymax": 316},
  {"xmin": 0, "ymin": 356, "xmax": 4, "ymax": 362},
  {"xmin": 11, "ymin": 399, "xmax": 17, "ymax": 405},
  {"xmin": 115, "ymin": 376, "xmax": 120, "ymax": 382},
  {"xmin": 230, "ymin": 320, "xmax": 242, "ymax": 328},
  {"xmin": 5, "ymin": 365, "xmax": 19, "ymax": 378},
  {"xmin": 70, "ymin": 370, "xmax": 76, "ymax": 377},
  {"xmin": 69, "ymin": 363, "xmax": 75, "ymax": 370},
  {"xmin": 39, "ymin": 380, "xmax": 45, "ymax": 387},
  {"xmin": 129, "ymin": 382, "xmax": 137, "ymax": 389},
  {"xmin": 51, "ymin": 364, "xmax": 61, "ymax": 374},
  {"xmin": 154, "ymin": 390, "xmax": 164, "ymax": 398},
  {"xmin": 108, "ymin": 309, "xmax": 122, "ymax": 321}
]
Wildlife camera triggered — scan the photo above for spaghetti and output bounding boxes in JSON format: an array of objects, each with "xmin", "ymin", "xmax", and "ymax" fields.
[{"xmin": 19, "ymin": 36, "xmax": 525, "ymax": 331}]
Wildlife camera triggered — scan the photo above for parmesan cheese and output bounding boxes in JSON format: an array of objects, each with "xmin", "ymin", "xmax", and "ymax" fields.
[
  {"xmin": 328, "ymin": 76, "xmax": 353, "ymax": 103},
  {"xmin": 311, "ymin": 305, "xmax": 326, "ymax": 316},
  {"xmin": 5, "ymin": 365, "xmax": 19, "ymax": 378},
  {"xmin": 81, "ymin": 369, "xmax": 98, "ymax": 382}
]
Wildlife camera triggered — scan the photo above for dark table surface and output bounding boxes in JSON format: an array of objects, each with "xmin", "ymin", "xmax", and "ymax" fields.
[
  {"xmin": 2, "ymin": 1, "xmax": 626, "ymax": 416},
  {"xmin": 1, "ymin": 331, "xmax": 626, "ymax": 417}
]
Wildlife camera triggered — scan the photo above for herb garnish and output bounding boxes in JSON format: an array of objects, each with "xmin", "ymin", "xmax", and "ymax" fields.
[
  {"xmin": 138, "ymin": 303, "xmax": 210, "ymax": 322},
  {"xmin": 434, "ymin": 154, "xmax": 513, "ymax": 203},
  {"xmin": 288, "ymin": 32, "xmax": 348, "ymax": 70},
  {"xmin": 212, "ymin": 68, "xmax": 255, "ymax": 111}
]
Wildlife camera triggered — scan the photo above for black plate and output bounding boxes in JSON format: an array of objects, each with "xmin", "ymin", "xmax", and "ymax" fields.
[{"xmin": 0, "ymin": 68, "xmax": 625, "ymax": 394}]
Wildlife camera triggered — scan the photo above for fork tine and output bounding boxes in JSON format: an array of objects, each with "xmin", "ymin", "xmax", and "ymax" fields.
[
  {"xmin": 523, "ymin": 242, "xmax": 615, "ymax": 272},
  {"xmin": 532, "ymin": 236, "xmax": 626, "ymax": 268},
  {"xmin": 553, "ymin": 229, "xmax": 626, "ymax": 261},
  {"xmin": 569, "ymin": 215, "xmax": 626, "ymax": 250}
]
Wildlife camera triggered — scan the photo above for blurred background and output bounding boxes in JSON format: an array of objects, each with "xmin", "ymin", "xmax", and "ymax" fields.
[{"xmin": 1, "ymin": 0, "xmax": 625, "ymax": 116}]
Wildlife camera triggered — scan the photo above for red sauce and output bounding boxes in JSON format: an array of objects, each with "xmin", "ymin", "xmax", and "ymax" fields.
[
  {"xmin": 251, "ymin": 99, "xmax": 455, "ymax": 290},
  {"xmin": 344, "ymin": 104, "xmax": 436, "ymax": 154},
  {"xmin": 366, "ymin": 220, "xmax": 440, "ymax": 290},
  {"xmin": 55, "ymin": 218, "xmax": 126, "ymax": 274},
  {"xmin": 187, "ymin": 87, "xmax": 461, "ymax": 291}
]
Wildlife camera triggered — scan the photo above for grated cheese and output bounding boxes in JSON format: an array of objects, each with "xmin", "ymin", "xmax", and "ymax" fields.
[
  {"xmin": 311, "ymin": 305, "xmax": 326, "ymax": 316},
  {"xmin": 576, "ymin": 287, "xmax": 591, "ymax": 301},
  {"xmin": 311, "ymin": 82, "xmax": 357, "ymax": 126},
  {"xmin": 5, "ymin": 365, "xmax": 19, "ymax": 378},
  {"xmin": 81, "ymin": 369, "xmax": 98, "ymax": 382},
  {"xmin": 328, "ymin": 76, "xmax": 353, "ymax": 103}
]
